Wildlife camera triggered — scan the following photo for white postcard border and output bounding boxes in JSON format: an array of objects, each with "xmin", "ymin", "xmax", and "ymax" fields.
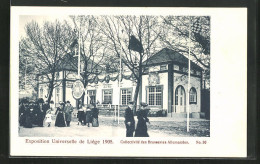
[{"xmin": 10, "ymin": 7, "xmax": 247, "ymax": 157}]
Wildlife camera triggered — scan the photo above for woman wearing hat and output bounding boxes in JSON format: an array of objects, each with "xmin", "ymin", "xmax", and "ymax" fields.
[
  {"xmin": 84, "ymin": 104, "xmax": 92, "ymax": 127},
  {"xmin": 134, "ymin": 102, "xmax": 150, "ymax": 137},
  {"xmin": 55, "ymin": 102, "xmax": 66, "ymax": 127},
  {"xmin": 19, "ymin": 99, "xmax": 28, "ymax": 127},
  {"xmin": 77, "ymin": 104, "xmax": 85, "ymax": 125},
  {"xmin": 91, "ymin": 104, "xmax": 99, "ymax": 127},
  {"xmin": 24, "ymin": 104, "xmax": 35, "ymax": 128},
  {"xmin": 34, "ymin": 98, "xmax": 45, "ymax": 127}
]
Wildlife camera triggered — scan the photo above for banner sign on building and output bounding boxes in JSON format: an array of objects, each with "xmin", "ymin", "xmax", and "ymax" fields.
[{"xmin": 72, "ymin": 80, "xmax": 84, "ymax": 99}]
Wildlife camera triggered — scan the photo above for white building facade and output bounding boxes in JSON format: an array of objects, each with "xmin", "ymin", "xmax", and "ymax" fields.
[{"xmin": 38, "ymin": 48, "xmax": 204, "ymax": 118}]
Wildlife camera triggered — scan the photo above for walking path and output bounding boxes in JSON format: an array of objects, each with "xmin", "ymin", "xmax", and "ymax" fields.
[
  {"xmin": 19, "ymin": 120, "xmax": 173, "ymax": 137},
  {"xmin": 19, "ymin": 115, "xmax": 209, "ymax": 137}
]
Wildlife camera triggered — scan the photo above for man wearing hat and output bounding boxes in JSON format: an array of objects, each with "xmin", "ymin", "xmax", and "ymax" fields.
[
  {"xmin": 124, "ymin": 101, "xmax": 135, "ymax": 137},
  {"xmin": 19, "ymin": 99, "xmax": 29, "ymax": 126},
  {"xmin": 64, "ymin": 101, "xmax": 73, "ymax": 127}
]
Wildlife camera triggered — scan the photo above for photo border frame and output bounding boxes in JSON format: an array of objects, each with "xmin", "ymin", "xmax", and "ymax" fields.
[{"xmin": 0, "ymin": 0, "xmax": 257, "ymax": 162}]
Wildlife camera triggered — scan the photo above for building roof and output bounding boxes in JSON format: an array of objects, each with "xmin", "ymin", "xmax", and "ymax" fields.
[
  {"xmin": 38, "ymin": 53, "xmax": 103, "ymax": 75},
  {"xmin": 143, "ymin": 48, "xmax": 203, "ymax": 70}
]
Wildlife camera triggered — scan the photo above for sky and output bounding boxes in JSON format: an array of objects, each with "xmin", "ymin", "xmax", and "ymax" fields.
[{"xmin": 19, "ymin": 15, "xmax": 72, "ymax": 38}]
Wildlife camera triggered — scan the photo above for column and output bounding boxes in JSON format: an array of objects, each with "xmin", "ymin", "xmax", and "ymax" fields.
[{"xmin": 168, "ymin": 63, "xmax": 173, "ymax": 113}]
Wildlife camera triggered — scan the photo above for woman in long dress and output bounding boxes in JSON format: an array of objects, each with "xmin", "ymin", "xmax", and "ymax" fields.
[
  {"xmin": 55, "ymin": 103, "xmax": 66, "ymax": 127},
  {"xmin": 24, "ymin": 105, "xmax": 34, "ymax": 128},
  {"xmin": 85, "ymin": 106, "xmax": 92, "ymax": 127},
  {"xmin": 134, "ymin": 103, "xmax": 150, "ymax": 137},
  {"xmin": 91, "ymin": 104, "xmax": 99, "ymax": 127},
  {"xmin": 77, "ymin": 104, "xmax": 84, "ymax": 125}
]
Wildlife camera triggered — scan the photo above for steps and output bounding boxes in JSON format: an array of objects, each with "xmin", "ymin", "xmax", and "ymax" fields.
[{"xmin": 167, "ymin": 112, "xmax": 205, "ymax": 118}]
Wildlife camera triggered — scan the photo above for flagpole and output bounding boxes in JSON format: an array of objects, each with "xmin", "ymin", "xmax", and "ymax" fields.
[
  {"xmin": 118, "ymin": 45, "xmax": 122, "ymax": 125},
  {"xmin": 24, "ymin": 57, "xmax": 28, "ymax": 90},
  {"xmin": 78, "ymin": 25, "xmax": 81, "ymax": 79},
  {"xmin": 187, "ymin": 17, "xmax": 191, "ymax": 132}
]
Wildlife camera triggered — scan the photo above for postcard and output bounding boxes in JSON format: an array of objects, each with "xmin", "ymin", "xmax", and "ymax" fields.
[{"xmin": 10, "ymin": 7, "xmax": 247, "ymax": 157}]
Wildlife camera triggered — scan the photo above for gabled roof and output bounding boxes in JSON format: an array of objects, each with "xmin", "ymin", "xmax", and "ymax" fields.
[{"xmin": 143, "ymin": 48, "xmax": 203, "ymax": 70}]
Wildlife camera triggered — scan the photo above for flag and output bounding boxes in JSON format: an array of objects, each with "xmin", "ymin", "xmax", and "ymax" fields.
[
  {"xmin": 191, "ymin": 19, "xmax": 202, "ymax": 34},
  {"xmin": 128, "ymin": 35, "xmax": 144, "ymax": 53},
  {"xmin": 191, "ymin": 18, "xmax": 210, "ymax": 55}
]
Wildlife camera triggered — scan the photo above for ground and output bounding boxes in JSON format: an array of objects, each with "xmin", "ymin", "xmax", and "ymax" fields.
[{"xmin": 19, "ymin": 116, "xmax": 210, "ymax": 137}]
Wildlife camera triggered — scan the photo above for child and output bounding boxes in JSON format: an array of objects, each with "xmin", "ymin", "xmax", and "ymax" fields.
[{"xmin": 45, "ymin": 108, "xmax": 52, "ymax": 127}]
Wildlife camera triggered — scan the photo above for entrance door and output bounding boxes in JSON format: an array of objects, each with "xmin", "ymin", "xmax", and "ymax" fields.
[{"xmin": 175, "ymin": 85, "xmax": 186, "ymax": 113}]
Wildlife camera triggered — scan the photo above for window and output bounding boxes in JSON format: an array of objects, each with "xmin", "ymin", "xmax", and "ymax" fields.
[
  {"xmin": 189, "ymin": 87, "xmax": 197, "ymax": 104},
  {"xmin": 121, "ymin": 88, "xmax": 132, "ymax": 105},
  {"xmin": 150, "ymin": 66, "xmax": 160, "ymax": 72},
  {"xmin": 56, "ymin": 88, "xmax": 60, "ymax": 103},
  {"xmin": 173, "ymin": 65, "xmax": 179, "ymax": 71},
  {"xmin": 147, "ymin": 86, "xmax": 162, "ymax": 106},
  {"xmin": 160, "ymin": 65, "xmax": 167, "ymax": 71},
  {"xmin": 103, "ymin": 89, "xmax": 112, "ymax": 104},
  {"xmin": 88, "ymin": 90, "xmax": 96, "ymax": 104}
]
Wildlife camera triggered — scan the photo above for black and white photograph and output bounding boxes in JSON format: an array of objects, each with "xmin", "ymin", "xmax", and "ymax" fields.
[
  {"xmin": 10, "ymin": 7, "xmax": 247, "ymax": 157},
  {"xmin": 18, "ymin": 14, "xmax": 210, "ymax": 138}
]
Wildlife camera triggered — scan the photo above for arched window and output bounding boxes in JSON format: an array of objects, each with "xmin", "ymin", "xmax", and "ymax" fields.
[
  {"xmin": 175, "ymin": 85, "xmax": 186, "ymax": 106},
  {"xmin": 189, "ymin": 87, "xmax": 197, "ymax": 104}
]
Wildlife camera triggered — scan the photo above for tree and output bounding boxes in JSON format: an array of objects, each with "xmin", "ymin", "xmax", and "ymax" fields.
[
  {"xmin": 70, "ymin": 15, "xmax": 108, "ymax": 105},
  {"xmin": 96, "ymin": 15, "xmax": 162, "ymax": 112},
  {"xmin": 160, "ymin": 16, "xmax": 210, "ymax": 88},
  {"xmin": 19, "ymin": 20, "xmax": 76, "ymax": 104},
  {"xmin": 19, "ymin": 45, "xmax": 37, "ymax": 91}
]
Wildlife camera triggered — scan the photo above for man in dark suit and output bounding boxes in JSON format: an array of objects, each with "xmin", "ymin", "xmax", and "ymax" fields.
[
  {"xmin": 124, "ymin": 101, "xmax": 135, "ymax": 137},
  {"xmin": 34, "ymin": 98, "xmax": 45, "ymax": 127}
]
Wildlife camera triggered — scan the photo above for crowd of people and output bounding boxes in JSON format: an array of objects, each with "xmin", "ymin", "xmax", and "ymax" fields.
[
  {"xmin": 19, "ymin": 98, "xmax": 150, "ymax": 137},
  {"xmin": 19, "ymin": 98, "xmax": 52, "ymax": 128},
  {"xmin": 19, "ymin": 98, "xmax": 99, "ymax": 128},
  {"xmin": 76, "ymin": 103, "xmax": 99, "ymax": 127}
]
